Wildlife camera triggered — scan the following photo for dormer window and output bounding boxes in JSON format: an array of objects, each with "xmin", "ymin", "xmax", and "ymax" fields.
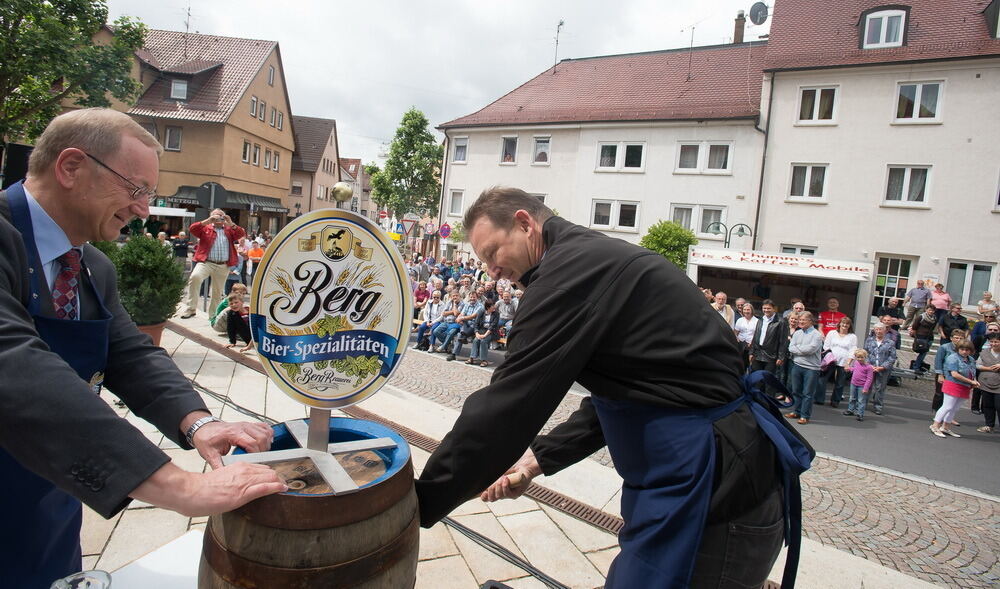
[
  {"xmin": 863, "ymin": 8, "xmax": 906, "ymax": 49},
  {"xmin": 170, "ymin": 79, "xmax": 188, "ymax": 100}
]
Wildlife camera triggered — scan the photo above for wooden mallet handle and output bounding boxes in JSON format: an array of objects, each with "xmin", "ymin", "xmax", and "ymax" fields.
[{"xmin": 507, "ymin": 472, "xmax": 526, "ymax": 488}]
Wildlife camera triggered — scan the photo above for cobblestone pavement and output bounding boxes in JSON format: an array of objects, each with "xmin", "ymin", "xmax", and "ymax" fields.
[{"xmin": 389, "ymin": 348, "xmax": 1000, "ymax": 588}]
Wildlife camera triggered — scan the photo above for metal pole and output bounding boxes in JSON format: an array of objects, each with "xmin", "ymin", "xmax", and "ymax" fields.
[{"xmin": 307, "ymin": 407, "xmax": 332, "ymax": 451}]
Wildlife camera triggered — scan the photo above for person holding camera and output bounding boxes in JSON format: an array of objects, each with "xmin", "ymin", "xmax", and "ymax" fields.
[{"xmin": 181, "ymin": 208, "xmax": 246, "ymax": 319}]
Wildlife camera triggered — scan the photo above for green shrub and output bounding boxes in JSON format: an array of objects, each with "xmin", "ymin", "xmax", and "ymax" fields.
[
  {"xmin": 639, "ymin": 220, "xmax": 698, "ymax": 270},
  {"xmin": 90, "ymin": 240, "xmax": 119, "ymax": 261},
  {"xmin": 112, "ymin": 235, "xmax": 185, "ymax": 325}
]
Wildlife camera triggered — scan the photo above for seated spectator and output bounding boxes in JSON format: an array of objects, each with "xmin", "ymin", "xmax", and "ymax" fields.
[
  {"xmin": 446, "ymin": 291, "xmax": 484, "ymax": 361},
  {"xmin": 842, "ymin": 348, "xmax": 875, "ymax": 421},
  {"xmin": 938, "ymin": 303, "xmax": 970, "ymax": 345},
  {"xmin": 496, "ymin": 290, "xmax": 518, "ymax": 344},
  {"xmin": 467, "ymin": 300, "xmax": 501, "ymax": 367},
  {"xmin": 429, "ymin": 292, "xmax": 463, "ymax": 352},
  {"xmin": 212, "ymin": 283, "xmax": 247, "ymax": 334},
  {"xmin": 224, "ymin": 293, "xmax": 253, "ymax": 353},
  {"xmin": 864, "ymin": 323, "xmax": 897, "ymax": 416},
  {"xmin": 458, "ymin": 276, "xmax": 474, "ymax": 300},
  {"xmin": 414, "ymin": 291, "xmax": 444, "ymax": 351},
  {"xmin": 413, "ymin": 281, "xmax": 430, "ymax": 320},
  {"xmin": 930, "ymin": 340, "xmax": 979, "ymax": 438},
  {"xmin": 481, "ymin": 281, "xmax": 499, "ymax": 305}
]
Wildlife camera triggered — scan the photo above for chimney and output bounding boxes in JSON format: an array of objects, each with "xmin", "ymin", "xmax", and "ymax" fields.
[{"xmin": 734, "ymin": 10, "xmax": 746, "ymax": 44}]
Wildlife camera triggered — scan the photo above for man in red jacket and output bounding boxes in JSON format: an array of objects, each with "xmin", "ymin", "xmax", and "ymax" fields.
[
  {"xmin": 818, "ymin": 297, "xmax": 847, "ymax": 336},
  {"xmin": 180, "ymin": 209, "xmax": 245, "ymax": 318}
]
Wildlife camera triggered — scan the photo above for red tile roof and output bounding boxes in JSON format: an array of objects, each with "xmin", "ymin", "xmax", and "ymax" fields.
[
  {"xmin": 440, "ymin": 42, "xmax": 767, "ymax": 129},
  {"xmin": 765, "ymin": 0, "xmax": 1000, "ymax": 71},
  {"xmin": 129, "ymin": 29, "xmax": 277, "ymax": 123},
  {"xmin": 339, "ymin": 158, "xmax": 361, "ymax": 177},
  {"xmin": 291, "ymin": 115, "xmax": 337, "ymax": 173}
]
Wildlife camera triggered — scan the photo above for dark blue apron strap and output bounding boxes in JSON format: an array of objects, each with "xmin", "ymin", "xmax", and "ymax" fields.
[{"xmin": 743, "ymin": 370, "xmax": 815, "ymax": 589}]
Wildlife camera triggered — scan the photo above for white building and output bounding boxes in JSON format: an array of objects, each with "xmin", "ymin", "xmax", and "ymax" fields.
[
  {"xmin": 438, "ymin": 35, "xmax": 769, "ymax": 261},
  {"xmin": 756, "ymin": 0, "xmax": 1000, "ymax": 310}
]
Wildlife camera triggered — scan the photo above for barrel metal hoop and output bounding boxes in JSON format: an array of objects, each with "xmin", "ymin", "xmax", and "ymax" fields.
[
  {"xmin": 204, "ymin": 513, "xmax": 419, "ymax": 588},
  {"xmin": 235, "ymin": 460, "xmax": 414, "ymax": 530}
]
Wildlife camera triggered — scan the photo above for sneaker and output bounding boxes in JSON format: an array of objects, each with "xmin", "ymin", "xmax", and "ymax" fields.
[
  {"xmin": 873, "ymin": 408, "xmax": 883, "ymax": 415},
  {"xmin": 181, "ymin": 311, "xmax": 196, "ymax": 319},
  {"xmin": 942, "ymin": 429, "xmax": 961, "ymax": 438},
  {"xmin": 856, "ymin": 415, "xmax": 864, "ymax": 422},
  {"xmin": 842, "ymin": 410, "xmax": 854, "ymax": 416},
  {"xmin": 971, "ymin": 410, "xmax": 982, "ymax": 415},
  {"xmin": 977, "ymin": 426, "xmax": 993, "ymax": 433}
]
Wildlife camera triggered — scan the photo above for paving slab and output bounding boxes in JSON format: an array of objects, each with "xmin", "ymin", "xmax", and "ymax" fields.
[
  {"xmin": 540, "ymin": 505, "xmax": 618, "ymax": 553},
  {"xmin": 418, "ymin": 522, "xmax": 460, "ymax": 561},
  {"xmin": 96, "ymin": 507, "xmax": 188, "ymax": 572},
  {"xmin": 448, "ymin": 512, "xmax": 530, "ymax": 585},
  {"xmin": 499, "ymin": 510, "xmax": 605, "ymax": 589},
  {"xmin": 414, "ymin": 554, "xmax": 478, "ymax": 589},
  {"xmin": 80, "ymin": 506, "xmax": 122, "ymax": 556}
]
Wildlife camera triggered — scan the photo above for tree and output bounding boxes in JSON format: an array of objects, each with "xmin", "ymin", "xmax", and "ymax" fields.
[
  {"xmin": 367, "ymin": 108, "xmax": 443, "ymax": 217},
  {"xmin": 639, "ymin": 220, "xmax": 698, "ymax": 270},
  {"xmin": 0, "ymin": 1, "xmax": 147, "ymax": 144}
]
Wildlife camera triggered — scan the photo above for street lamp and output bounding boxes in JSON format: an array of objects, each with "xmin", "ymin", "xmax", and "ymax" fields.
[
  {"xmin": 294, "ymin": 202, "xmax": 301, "ymax": 217},
  {"xmin": 705, "ymin": 221, "xmax": 753, "ymax": 248}
]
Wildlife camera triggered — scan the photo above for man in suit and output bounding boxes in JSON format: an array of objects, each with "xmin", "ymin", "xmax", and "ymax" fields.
[
  {"xmin": 0, "ymin": 108, "xmax": 286, "ymax": 588},
  {"xmin": 750, "ymin": 299, "xmax": 786, "ymax": 393}
]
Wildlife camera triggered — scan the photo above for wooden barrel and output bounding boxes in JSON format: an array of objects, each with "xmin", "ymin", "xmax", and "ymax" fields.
[{"xmin": 198, "ymin": 418, "xmax": 418, "ymax": 589}]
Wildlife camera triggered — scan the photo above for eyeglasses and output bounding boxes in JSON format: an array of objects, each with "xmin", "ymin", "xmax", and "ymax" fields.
[{"xmin": 85, "ymin": 153, "xmax": 157, "ymax": 203}]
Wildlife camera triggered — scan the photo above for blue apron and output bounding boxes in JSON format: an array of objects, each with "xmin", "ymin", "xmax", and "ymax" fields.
[
  {"xmin": 0, "ymin": 181, "xmax": 112, "ymax": 588},
  {"xmin": 593, "ymin": 371, "xmax": 812, "ymax": 588}
]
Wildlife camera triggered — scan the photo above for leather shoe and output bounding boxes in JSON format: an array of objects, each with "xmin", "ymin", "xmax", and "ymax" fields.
[
  {"xmin": 797, "ymin": 418, "xmax": 809, "ymax": 424},
  {"xmin": 784, "ymin": 412, "xmax": 799, "ymax": 418}
]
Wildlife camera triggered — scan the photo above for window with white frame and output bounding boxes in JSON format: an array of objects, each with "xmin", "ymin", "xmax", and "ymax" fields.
[
  {"xmin": 670, "ymin": 205, "xmax": 693, "ymax": 230},
  {"xmin": 139, "ymin": 122, "xmax": 157, "ymax": 140},
  {"xmin": 788, "ymin": 164, "xmax": 827, "ymax": 200},
  {"xmin": 500, "ymin": 137, "xmax": 517, "ymax": 163},
  {"xmin": 533, "ymin": 137, "xmax": 550, "ymax": 164},
  {"xmin": 674, "ymin": 142, "xmax": 732, "ymax": 174},
  {"xmin": 699, "ymin": 207, "xmax": 724, "ymax": 235},
  {"xmin": 452, "ymin": 137, "xmax": 468, "ymax": 163},
  {"xmin": 273, "ymin": 152, "xmax": 279, "ymax": 172},
  {"xmin": 170, "ymin": 79, "xmax": 188, "ymax": 100},
  {"xmin": 270, "ymin": 107, "xmax": 276, "ymax": 127},
  {"xmin": 164, "ymin": 126, "xmax": 182, "ymax": 151},
  {"xmin": 264, "ymin": 149, "xmax": 272, "ymax": 169},
  {"xmin": 258, "ymin": 100, "xmax": 266, "ymax": 121},
  {"xmin": 250, "ymin": 96, "xmax": 258, "ymax": 117},
  {"xmin": 277, "ymin": 112, "xmax": 283, "ymax": 130},
  {"xmin": 242, "ymin": 141, "xmax": 251, "ymax": 163},
  {"xmin": 884, "ymin": 165, "xmax": 929, "ymax": 205},
  {"xmin": 291, "ymin": 182, "xmax": 302, "ymax": 195},
  {"xmin": 947, "ymin": 261, "xmax": 995, "ymax": 306},
  {"xmin": 670, "ymin": 204, "xmax": 728, "ymax": 237},
  {"xmin": 781, "ymin": 245, "xmax": 817, "ymax": 256},
  {"xmin": 252, "ymin": 144, "xmax": 260, "ymax": 166},
  {"xmin": 590, "ymin": 200, "xmax": 639, "ymax": 231},
  {"xmin": 596, "ymin": 142, "xmax": 645, "ymax": 171},
  {"xmin": 268, "ymin": 65, "xmax": 275, "ymax": 86},
  {"xmin": 863, "ymin": 9, "xmax": 905, "ymax": 49},
  {"xmin": 798, "ymin": 87, "xmax": 837, "ymax": 122},
  {"xmin": 449, "ymin": 190, "xmax": 464, "ymax": 216},
  {"xmin": 895, "ymin": 82, "xmax": 941, "ymax": 122}
]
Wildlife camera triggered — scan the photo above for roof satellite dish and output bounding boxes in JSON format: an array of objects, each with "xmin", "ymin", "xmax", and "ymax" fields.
[{"xmin": 749, "ymin": 2, "xmax": 769, "ymax": 26}]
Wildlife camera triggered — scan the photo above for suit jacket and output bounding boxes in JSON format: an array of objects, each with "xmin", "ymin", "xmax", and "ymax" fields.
[
  {"xmin": 0, "ymin": 191, "xmax": 208, "ymax": 518},
  {"xmin": 750, "ymin": 314, "xmax": 785, "ymax": 362}
]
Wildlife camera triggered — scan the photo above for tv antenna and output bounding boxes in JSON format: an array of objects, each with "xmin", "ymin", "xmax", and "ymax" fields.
[
  {"xmin": 553, "ymin": 19, "xmax": 565, "ymax": 72},
  {"xmin": 749, "ymin": 2, "xmax": 770, "ymax": 26},
  {"xmin": 680, "ymin": 14, "xmax": 712, "ymax": 81},
  {"xmin": 182, "ymin": 1, "xmax": 192, "ymax": 58}
]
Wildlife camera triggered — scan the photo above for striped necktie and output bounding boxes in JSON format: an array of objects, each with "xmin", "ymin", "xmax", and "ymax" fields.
[{"xmin": 52, "ymin": 249, "xmax": 82, "ymax": 320}]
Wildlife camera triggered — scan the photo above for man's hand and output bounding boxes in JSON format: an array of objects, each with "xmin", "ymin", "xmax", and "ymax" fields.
[
  {"xmin": 131, "ymin": 461, "xmax": 286, "ymax": 517},
  {"xmin": 776, "ymin": 358, "xmax": 784, "ymax": 366},
  {"xmin": 480, "ymin": 448, "xmax": 542, "ymax": 503},
  {"xmin": 193, "ymin": 421, "xmax": 274, "ymax": 469}
]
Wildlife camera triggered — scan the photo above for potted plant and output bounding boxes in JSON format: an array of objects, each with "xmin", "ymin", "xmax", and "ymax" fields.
[{"xmin": 96, "ymin": 234, "xmax": 185, "ymax": 346}]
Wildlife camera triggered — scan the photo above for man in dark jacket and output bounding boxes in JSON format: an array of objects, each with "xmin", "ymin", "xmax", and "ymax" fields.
[
  {"xmin": 750, "ymin": 299, "xmax": 786, "ymax": 395},
  {"xmin": 0, "ymin": 108, "xmax": 284, "ymax": 588},
  {"xmin": 415, "ymin": 187, "xmax": 812, "ymax": 588}
]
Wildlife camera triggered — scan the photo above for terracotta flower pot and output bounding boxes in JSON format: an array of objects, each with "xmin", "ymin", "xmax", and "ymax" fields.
[{"xmin": 136, "ymin": 321, "xmax": 167, "ymax": 347}]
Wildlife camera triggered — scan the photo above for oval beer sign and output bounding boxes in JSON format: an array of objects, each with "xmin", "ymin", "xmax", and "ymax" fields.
[{"xmin": 250, "ymin": 210, "xmax": 412, "ymax": 409}]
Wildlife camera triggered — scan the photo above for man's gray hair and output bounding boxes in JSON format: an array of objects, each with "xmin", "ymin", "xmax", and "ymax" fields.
[{"xmin": 28, "ymin": 108, "xmax": 161, "ymax": 175}]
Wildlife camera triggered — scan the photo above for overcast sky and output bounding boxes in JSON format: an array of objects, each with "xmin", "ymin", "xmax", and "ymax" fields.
[{"xmin": 107, "ymin": 0, "xmax": 771, "ymax": 165}]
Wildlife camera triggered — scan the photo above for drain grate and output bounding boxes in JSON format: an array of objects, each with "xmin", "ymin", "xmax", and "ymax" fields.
[{"xmin": 169, "ymin": 321, "xmax": 626, "ymax": 536}]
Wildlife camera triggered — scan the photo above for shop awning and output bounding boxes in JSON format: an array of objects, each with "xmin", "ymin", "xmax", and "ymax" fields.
[
  {"xmin": 687, "ymin": 247, "xmax": 873, "ymax": 283},
  {"xmin": 148, "ymin": 206, "xmax": 195, "ymax": 218},
  {"xmin": 165, "ymin": 186, "xmax": 202, "ymax": 206},
  {"xmin": 226, "ymin": 193, "xmax": 289, "ymax": 214}
]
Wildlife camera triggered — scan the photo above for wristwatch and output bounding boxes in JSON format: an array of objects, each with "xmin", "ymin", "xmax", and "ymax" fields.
[{"xmin": 185, "ymin": 416, "xmax": 221, "ymax": 447}]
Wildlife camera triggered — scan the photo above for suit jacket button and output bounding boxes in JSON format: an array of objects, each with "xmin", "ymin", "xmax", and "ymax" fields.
[{"xmin": 89, "ymin": 481, "xmax": 104, "ymax": 492}]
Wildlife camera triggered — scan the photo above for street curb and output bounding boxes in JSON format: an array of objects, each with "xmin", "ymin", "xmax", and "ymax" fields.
[{"xmin": 817, "ymin": 452, "xmax": 1000, "ymax": 503}]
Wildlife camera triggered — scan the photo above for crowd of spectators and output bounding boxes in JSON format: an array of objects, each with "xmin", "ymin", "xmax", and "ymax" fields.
[
  {"xmin": 700, "ymin": 286, "xmax": 999, "ymax": 436},
  {"xmin": 408, "ymin": 255, "xmax": 520, "ymax": 366}
]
